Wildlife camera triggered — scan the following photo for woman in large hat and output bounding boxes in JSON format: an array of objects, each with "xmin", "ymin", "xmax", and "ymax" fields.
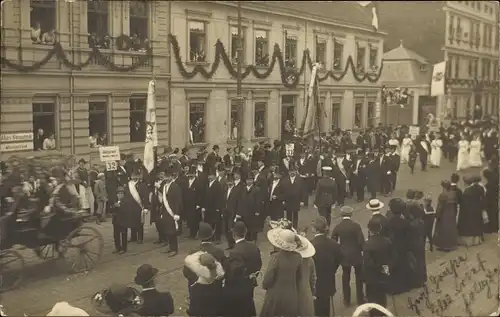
[
  {"xmin": 184, "ymin": 251, "xmax": 225, "ymax": 317},
  {"xmin": 259, "ymin": 225, "xmax": 314, "ymax": 317}
]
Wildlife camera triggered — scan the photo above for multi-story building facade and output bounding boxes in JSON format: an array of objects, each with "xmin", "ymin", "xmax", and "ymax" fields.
[
  {"xmin": 169, "ymin": 1, "xmax": 385, "ymax": 149},
  {"xmin": 0, "ymin": 0, "xmax": 170, "ymax": 159},
  {"xmin": 379, "ymin": 1, "xmax": 499, "ymax": 122}
]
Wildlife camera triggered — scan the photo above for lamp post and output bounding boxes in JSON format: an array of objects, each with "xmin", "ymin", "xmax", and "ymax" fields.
[{"xmin": 236, "ymin": 1, "xmax": 244, "ymax": 148}]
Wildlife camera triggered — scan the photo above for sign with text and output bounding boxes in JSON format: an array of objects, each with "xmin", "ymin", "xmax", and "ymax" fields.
[
  {"xmin": 397, "ymin": 246, "xmax": 499, "ymax": 317},
  {"xmin": 105, "ymin": 161, "xmax": 117, "ymax": 171},
  {"xmin": 285, "ymin": 143, "xmax": 294, "ymax": 156},
  {"xmin": 0, "ymin": 133, "xmax": 34, "ymax": 143},
  {"xmin": 409, "ymin": 126, "xmax": 420, "ymax": 139},
  {"xmin": 0, "ymin": 141, "xmax": 34, "ymax": 152},
  {"xmin": 99, "ymin": 146, "xmax": 120, "ymax": 162}
]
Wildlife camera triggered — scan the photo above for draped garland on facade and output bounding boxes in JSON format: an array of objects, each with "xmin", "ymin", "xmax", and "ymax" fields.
[
  {"xmin": 0, "ymin": 41, "xmax": 152, "ymax": 72},
  {"xmin": 446, "ymin": 78, "xmax": 499, "ymax": 89},
  {"xmin": 168, "ymin": 34, "xmax": 383, "ymax": 89}
]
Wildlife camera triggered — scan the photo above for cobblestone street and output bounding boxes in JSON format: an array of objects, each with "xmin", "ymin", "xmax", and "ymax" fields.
[{"xmin": 1, "ymin": 160, "xmax": 498, "ymax": 317}]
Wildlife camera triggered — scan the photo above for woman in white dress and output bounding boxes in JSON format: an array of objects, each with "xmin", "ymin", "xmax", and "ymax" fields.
[
  {"xmin": 388, "ymin": 133, "xmax": 400, "ymax": 154},
  {"xmin": 430, "ymin": 134, "xmax": 443, "ymax": 167},
  {"xmin": 400, "ymin": 134, "xmax": 412, "ymax": 163},
  {"xmin": 456, "ymin": 135, "xmax": 470, "ymax": 171},
  {"xmin": 468, "ymin": 133, "xmax": 483, "ymax": 167}
]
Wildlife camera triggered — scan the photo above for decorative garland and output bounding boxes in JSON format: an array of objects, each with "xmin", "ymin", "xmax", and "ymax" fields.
[
  {"xmin": 168, "ymin": 34, "xmax": 383, "ymax": 89},
  {"xmin": 0, "ymin": 42, "xmax": 152, "ymax": 72}
]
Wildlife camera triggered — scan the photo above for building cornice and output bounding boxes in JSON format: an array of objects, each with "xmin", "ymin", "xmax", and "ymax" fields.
[{"xmin": 210, "ymin": 1, "xmax": 387, "ymax": 37}]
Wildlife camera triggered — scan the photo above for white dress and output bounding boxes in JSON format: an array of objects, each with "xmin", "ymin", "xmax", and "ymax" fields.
[
  {"xmin": 468, "ymin": 139, "xmax": 483, "ymax": 167},
  {"xmin": 456, "ymin": 140, "xmax": 470, "ymax": 171},
  {"xmin": 430, "ymin": 139, "xmax": 443, "ymax": 167},
  {"xmin": 401, "ymin": 137, "xmax": 412, "ymax": 163}
]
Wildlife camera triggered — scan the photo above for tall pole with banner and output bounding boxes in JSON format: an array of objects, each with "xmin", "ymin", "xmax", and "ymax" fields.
[
  {"xmin": 144, "ymin": 75, "xmax": 158, "ymax": 225},
  {"xmin": 236, "ymin": 1, "xmax": 244, "ymax": 148}
]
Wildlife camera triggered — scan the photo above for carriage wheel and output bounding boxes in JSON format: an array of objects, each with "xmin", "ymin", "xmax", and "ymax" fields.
[
  {"xmin": 60, "ymin": 226, "xmax": 104, "ymax": 273},
  {"xmin": 0, "ymin": 250, "xmax": 25, "ymax": 292},
  {"xmin": 34, "ymin": 243, "xmax": 60, "ymax": 260}
]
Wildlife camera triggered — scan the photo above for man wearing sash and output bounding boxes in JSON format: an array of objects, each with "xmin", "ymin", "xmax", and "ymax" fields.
[
  {"xmin": 333, "ymin": 151, "xmax": 348, "ymax": 206},
  {"xmin": 126, "ymin": 169, "xmax": 150, "ymax": 244},
  {"xmin": 156, "ymin": 167, "xmax": 182, "ymax": 256},
  {"xmin": 417, "ymin": 135, "xmax": 430, "ymax": 171}
]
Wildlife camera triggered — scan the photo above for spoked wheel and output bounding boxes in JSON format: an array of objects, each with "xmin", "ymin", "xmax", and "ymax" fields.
[
  {"xmin": 33, "ymin": 243, "xmax": 60, "ymax": 260},
  {"xmin": 60, "ymin": 226, "xmax": 104, "ymax": 273},
  {"xmin": 0, "ymin": 250, "xmax": 25, "ymax": 292}
]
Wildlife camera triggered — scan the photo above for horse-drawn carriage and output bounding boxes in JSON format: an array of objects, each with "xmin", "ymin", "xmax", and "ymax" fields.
[{"xmin": 0, "ymin": 152, "xmax": 104, "ymax": 292}]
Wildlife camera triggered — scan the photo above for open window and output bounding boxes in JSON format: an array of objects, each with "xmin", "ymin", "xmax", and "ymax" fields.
[
  {"xmin": 254, "ymin": 102, "xmax": 267, "ymax": 138},
  {"xmin": 89, "ymin": 101, "xmax": 108, "ymax": 148},
  {"xmin": 189, "ymin": 21, "xmax": 206, "ymax": 62},
  {"xmin": 189, "ymin": 102, "xmax": 206, "ymax": 143},
  {"xmin": 130, "ymin": 97, "xmax": 146, "ymax": 143},
  {"xmin": 30, "ymin": 0, "xmax": 56, "ymax": 45},
  {"xmin": 129, "ymin": 0, "xmax": 149, "ymax": 52},
  {"xmin": 33, "ymin": 102, "xmax": 56, "ymax": 151},
  {"xmin": 255, "ymin": 29, "xmax": 269, "ymax": 66},
  {"xmin": 87, "ymin": 0, "xmax": 110, "ymax": 49}
]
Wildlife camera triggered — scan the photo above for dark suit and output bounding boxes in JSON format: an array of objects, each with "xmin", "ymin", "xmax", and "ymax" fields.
[
  {"xmin": 124, "ymin": 181, "xmax": 150, "ymax": 243},
  {"xmin": 157, "ymin": 181, "xmax": 183, "ymax": 252},
  {"xmin": 183, "ymin": 242, "xmax": 226, "ymax": 285},
  {"xmin": 362, "ymin": 235, "xmax": 393, "ymax": 317},
  {"xmin": 390, "ymin": 153, "xmax": 401, "ymax": 191},
  {"xmin": 254, "ymin": 167, "xmax": 270, "ymax": 219},
  {"xmin": 236, "ymin": 185, "xmax": 262, "ymax": 241},
  {"xmin": 351, "ymin": 158, "xmax": 367, "ymax": 201},
  {"xmin": 365, "ymin": 159, "xmax": 380, "ymax": 199},
  {"xmin": 333, "ymin": 160, "xmax": 348, "ymax": 205},
  {"xmin": 311, "ymin": 234, "xmax": 343, "ymax": 317},
  {"xmin": 184, "ymin": 176, "xmax": 202, "ymax": 238},
  {"xmin": 225, "ymin": 239, "xmax": 262, "ymax": 317},
  {"xmin": 282, "ymin": 176, "xmax": 307, "ymax": 228},
  {"xmin": 379, "ymin": 155, "xmax": 393, "ymax": 195},
  {"xmin": 371, "ymin": 212, "xmax": 390, "ymax": 238},
  {"xmin": 203, "ymin": 180, "xmax": 224, "ymax": 241},
  {"xmin": 332, "ymin": 218, "xmax": 366, "ymax": 305},
  {"xmin": 140, "ymin": 288, "xmax": 175, "ymax": 317},
  {"xmin": 267, "ymin": 178, "xmax": 286, "ymax": 221},
  {"xmin": 314, "ymin": 177, "xmax": 338, "ymax": 226},
  {"xmin": 223, "ymin": 182, "xmax": 243, "ymax": 248}
]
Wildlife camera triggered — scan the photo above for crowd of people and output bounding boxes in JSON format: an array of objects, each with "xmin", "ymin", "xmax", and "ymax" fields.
[{"xmin": 0, "ymin": 118, "xmax": 498, "ymax": 317}]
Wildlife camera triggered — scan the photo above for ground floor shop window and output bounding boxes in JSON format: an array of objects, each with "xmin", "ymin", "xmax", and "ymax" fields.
[
  {"xmin": 254, "ymin": 102, "xmax": 267, "ymax": 138},
  {"xmin": 332, "ymin": 102, "xmax": 340, "ymax": 130},
  {"xmin": 89, "ymin": 101, "xmax": 108, "ymax": 147},
  {"xmin": 354, "ymin": 103, "xmax": 363, "ymax": 128},
  {"xmin": 33, "ymin": 102, "xmax": 56, "ymax": 150},
  {"xmin": 130, "ymin": 97, "xmax": 146, "ymax": 143},
  {"xmin": 190, "ymin": 102, "xmax": 206, "ymax": 144},
  {"xmin": 230, "ymin": 101, "xmax": 238, "ymax": 140}
]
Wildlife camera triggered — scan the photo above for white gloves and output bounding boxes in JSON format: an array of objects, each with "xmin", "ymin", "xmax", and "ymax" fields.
[{"xmin": 173, "ymin": 214, "xmax": 180, "ymax": 221}]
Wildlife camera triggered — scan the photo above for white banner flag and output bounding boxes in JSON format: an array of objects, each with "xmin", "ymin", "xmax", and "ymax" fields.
[
  {"xmin": 430, "ymin": 61, "xmax": 446, "ymax": 96},
  {"xmin": 143, "ymin": 80, "xmax": 158, "ymax": 173}
]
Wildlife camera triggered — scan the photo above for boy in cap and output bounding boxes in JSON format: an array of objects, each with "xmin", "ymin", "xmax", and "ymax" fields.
[{"xmin": 112, "ymin": 186, "xmax": 128, "ymax": 254}]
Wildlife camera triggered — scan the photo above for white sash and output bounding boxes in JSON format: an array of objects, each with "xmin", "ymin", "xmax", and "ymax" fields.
[
  {"xmin": 128, "ymin": 181, "xmax": 143, "ymax": 208},
  {"xmin": 162, "ymin": 182, "xmax": 179, "ymax": 230},
  {"xmin": 421, "ymin": 141, "xmax": 429, "ymax": 153}
]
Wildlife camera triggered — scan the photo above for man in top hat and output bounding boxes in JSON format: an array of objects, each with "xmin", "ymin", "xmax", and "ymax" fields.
[
  {"xmin": 223, "ymin": 171, "xmax": 243, "ymax": 249},
  {"xmin": 362, "ymin": 218, "xmax": 393, "ymax": 317},
  {"xmin": 236, "ymin": 171, "xmax": 262, "ymax": 242},
  {"xmin": 201, "ymin": 168, "xmax": 224, "ymax": 243},
  {"xmin": 184, "ymin": 164, "xmax": 202, "ymax": 239},
  {"xmin": 311, "ymin": 216, "xmax": 343, "ymax": 317},
  {"xmin": 111, "ymin": 186, "xmax": 131, "ymax": 254},
  {"xmin": 253, "ymin": 158, "xmax": 271, "ymax": 217},
  {"xmin": 332, "ymin": 150, "xmax": 349, "ymax": 206},
  {"xmin": 206, "ymin": 144, "xmax": 222, "ymax": 172},
  {"xmin": 331, "ymin": 206, "xmax": 366, "ymax": 307},
  {"xmin": 117, "ymin": 153, "xmax": 131, "ymax": 185},
  {"xmin": 378, "ymin": 147, "xmax": 393, "ymax": 196},
  {"xmin": 367, "ymin": 199, "xmax": 389, "ymax": 238},
  {"xmin": 179, "ymin": 147, "xmax": 191, "ymax": 167},
  {"xmin": 314, "ymin": 166, "xmax": 338, "ymax": 226},
  {"xmin": 124, "ymin": 168, "xmax": 150, "ymax": 244},
  {"xmin": 223, "ymin": 147, "xmax": 233, "ymax": 168},
  {"xmin": 183, "ymin": 222, "xmax": 226, "ymax": 285},
  {"xmin": 225, "ymin": 221, "xmax": 262, "ymax": 317},
  {"xmin": 364, "ymin": 151, "xmax": 379, "ymax": 200},
  {"xmin": 134, "ymin": 264, "xmax": 174, "ymax": 316},
  {"xmin": 267, "ymin": 167, "xmax": 286, "ymax": 221},
  {"xmin": 155, "ymin": 167, "xmax": 183, "ymax": 256},
  {"xmin": 280, "ymin": 148, "xmax": 294, "ymax": 177},
  {"xmin": 351, "ymin": 149, "xmax": 368, "ymax": 202},
  {"xmin": 282, "ymin": 163, "xmax": 307, "ymax": 229},
  {"xmin": 216, "ymin": 164, "xmax": 228, "ymax": 190},
  {"xmin": 389, "ymin": 145, "xmax": 400, "ymax": 192}
]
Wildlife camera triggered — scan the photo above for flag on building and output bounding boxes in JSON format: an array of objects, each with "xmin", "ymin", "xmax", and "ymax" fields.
[
  {"xmin": 143, "ymin": 80, "xmax": 158, "ymax": 173},
  {"xmin": 430, "ymin": 61, "xmax": 446, "ymax": 96},
  {"xmin": 302, "ymin": 63, "xmax": 322, "ymax": 137},
  {"xmin": 357, "ymin": 1, "xmax": 379, "ymax": 31}
]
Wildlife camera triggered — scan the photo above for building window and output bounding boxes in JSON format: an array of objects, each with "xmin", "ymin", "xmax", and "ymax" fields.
[
  {"xmin": 33, "ymin": 102, "xmax": 56, "ymax": 151},
  {"xmin": 333, "ymin": 39, "xmax": 343, "ymax": 70},
  {"xmin": 356, "ymin": 44, "xmax": 366, "ymax": 73},
  {"xmin": 89, "ymin": 101, "xmax": 108, "ymax": 148},
  {"xmin": 254, "ymin": 102, "xmax": 267, "ymax": 138},
  {"xmin": 483, "ymin": 24, "xmax": 488, "ymax": 47},
  {"xmin": 230, "ymin": 101, "xmax": 238, "ymax": 140},
  {"xmin": 493, "ymin": 61, "xmax": 498, "ymax": 81},
  {"xmin": 447, "ymin": 55, "xmax": 453, "ymax": 77},
  {"xmin": 369, "ymin": 44, "xmax": 378, "ymax": 72},
  {"xmin": 468, "ymin": 58, "xmax": 473, "ymax": 77},
  {"xmin": 469, "ymin": 20, "xmax": 474, "ymax": 48},
  {"xmin": 130, "ymin": 97, "xmax": 146, "ymax": 143},
  {"xmin": 285, "ymin": 35, "xmax": 297, "ymax": 68},
  {"xmin": 129, "ymin": 0, "xmax": 149, "ymax": 51},
  {"xmin": 354, "ymin": 103, "xmax": 363, "ymax": 129},
  {"xmin": 473, "ymin": 59, "xmax": 478, "ymax": 77},
  {"xmin": 454, "ymin": 55, "xmax": 460, "ymax": 78},
  {"xmin": 331, "ymin": 102, "xmax": 340, "ymax": 129},
  {"xmin": 315, "ymin": 37, "xmax": 326, "ymax": 66},
  {"xmin": 456, "ymin": 17, "xmax": 462, "ymax": 43},
  {"xmin": 230, "ymin": 26, "xmax": 245, "ymax": 64},
  {"xmin": 189, "ymin": 103, "xmax": 206, "ymax": 144},
  {"xmin": 281, "ymin": 95, "xmax": 296, "ymax": 140},
  {"xmin": 482, "ymin": 59, "xmax": 490, "ymax": 79},
  {"xmin": 87, "ymin": 0, "xmax": 109, "ymax": 49},
  {"xmin": 30, "ymin": 0, "xmax": 56, "ymax": 45},
  {"xmin": 255, "ymin": 29, "xmax": 269, "ymax": 66},
  {"xmin": 367, "ymin": 101, "xmax": 376, "ymax": 127},
  {"xmin": 448, "ymin": 14, "xmax": 455, "ymax": 44},
  {"xmin": 189, "ymin": 21, "xmax": 206, "ymax": 62}
]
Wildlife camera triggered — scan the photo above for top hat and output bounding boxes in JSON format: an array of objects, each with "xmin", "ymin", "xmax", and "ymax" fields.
[
  {"xmin": 366, "ymin": 199, "xmax": 384, "ymax": 211},
  {"xmin": 212, "ymin": 145, "xmax": 219, "ymax": 150},
  {"xmin": 198, "ymin": 222, "xmax": 214, "ymax": 240},
  {"xmin": 134, "ymin": 264, "xmax": 159, "ymax": 285},
  {"xmin": 78, "ymin": 158, "xmax": 87, "ymax": 164}
]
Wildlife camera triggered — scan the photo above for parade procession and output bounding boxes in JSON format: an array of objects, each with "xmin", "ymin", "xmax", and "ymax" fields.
[{"xmin": 1, "ymin": 1, "xmax": 499, "ymax": 317}]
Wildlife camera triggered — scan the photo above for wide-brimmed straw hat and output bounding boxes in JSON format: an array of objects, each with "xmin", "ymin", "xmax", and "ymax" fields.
[
  {"xmin": 267, "ymin": 228, "xmax": 315, "ymax": 258},
  {"xmin": 366, "ymin": 199, "xmax": 384, "ymax": 211},
  {"xmin": 46, "ymin": 302, "xmax": 89, "ymax": 316}
]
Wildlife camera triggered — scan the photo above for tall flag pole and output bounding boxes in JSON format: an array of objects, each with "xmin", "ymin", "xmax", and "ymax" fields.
[
  {"xmin": 303, "ymin": 63, "xmax": 321, "ymax": 138},
  {"xmin": 144, "ymin": 75, "xmax": 158, "ymax": 174}
]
